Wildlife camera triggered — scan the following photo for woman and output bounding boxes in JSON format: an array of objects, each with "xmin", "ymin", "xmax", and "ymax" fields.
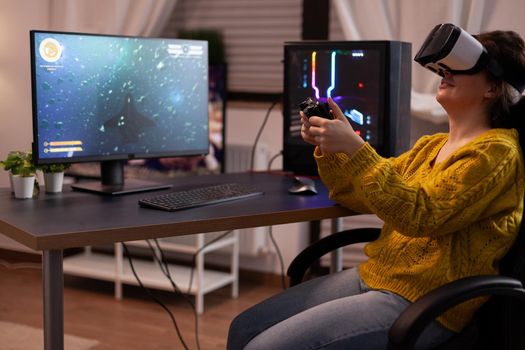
[{"xmin": 227, "ymin": 29, "xmax": 525, "ymax": 350}]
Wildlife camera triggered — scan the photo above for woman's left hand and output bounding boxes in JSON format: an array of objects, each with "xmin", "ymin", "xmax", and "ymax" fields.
[{"xmin": 305, "ymin": 97, "xmax": 365, "ymax": 156}]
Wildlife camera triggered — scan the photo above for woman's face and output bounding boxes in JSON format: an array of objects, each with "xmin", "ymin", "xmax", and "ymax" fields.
[{"xmin": 436, "ymin": 71, "xmax": 494, "ymax": 112}]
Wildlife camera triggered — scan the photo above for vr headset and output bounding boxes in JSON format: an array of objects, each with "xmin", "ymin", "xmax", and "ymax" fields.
[{"xmin": 415, "ymin": 23, "xmax": 525, "ymax": 93}]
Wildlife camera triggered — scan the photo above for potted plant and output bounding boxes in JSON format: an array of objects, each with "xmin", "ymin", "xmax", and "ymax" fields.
[
  {"xmin": 1, "ymin": 151, "xmax": 37, "ymax": 199},
  {"xmin": 38, "ymin": 163, "xmax": 70, "ymax": 193},
  {"xmin": 0, "ymin": 151, "xmax": 26, "ymax": 192}
]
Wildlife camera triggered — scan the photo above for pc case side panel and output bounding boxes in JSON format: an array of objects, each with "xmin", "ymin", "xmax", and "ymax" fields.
[{"xmin": 387, "ymin": 41, "xmax": 412, "ymax": 156}]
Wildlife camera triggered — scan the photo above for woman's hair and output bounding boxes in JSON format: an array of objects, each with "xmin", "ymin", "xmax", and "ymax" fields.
[{"xmin": 475, "ymin": 31, "xmax": 525, "ymax": 134}]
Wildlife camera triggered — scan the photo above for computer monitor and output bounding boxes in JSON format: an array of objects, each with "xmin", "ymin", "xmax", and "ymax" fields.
[
  {"xmin": 30, "ymin": 30, "xmax": 209, "ymax": 194},
  {"xmin": 283, "ymin": 41, "xmax": 412, "ymax": 176}
]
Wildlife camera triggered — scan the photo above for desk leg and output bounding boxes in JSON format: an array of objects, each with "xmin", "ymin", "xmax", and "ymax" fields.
[
  {"xmin": 330, "ymin": 218, "xmax": 343, "ymax": 273},
  {"xmin": 42, "ymin": 249, "xmax": 64, "ymax": 350}
]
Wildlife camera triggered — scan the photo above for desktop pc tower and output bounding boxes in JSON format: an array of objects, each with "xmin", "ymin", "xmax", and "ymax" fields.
[{"xmin": 283, "ymin": 41, "xmax": 412, "ymax": 176}]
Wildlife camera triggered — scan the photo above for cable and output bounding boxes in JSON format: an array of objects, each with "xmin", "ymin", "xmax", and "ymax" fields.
[
  {"xmin": 121, "ymin": 242, "xmax": 190, "ymax": 350},
  {"xmin": 250, "ymin": 99, "xmax": 281, "ymax": 171},
  {"xmin": 268, "ymin": 227, "xmax": 287, "ymax": 290},
  {"xmin": 129, "ymin": 231, "xmax": 234, "ymax": 349},
  {"xmin": 267, "ymin": 150, "xmax": 283, "ymax": 172},
  {"xmin": 0, "ymin": 259, "xmax": 41, "ymax": 270},
  {"xmin": 148, "ymin": 240, "xmax": 172, "ymax": 280},
  {"xmin": 146, "ymin": 231, "xmax": 236, "ymax": 348},
  {"xmin": 147, "ymin": 239, "xmax": 201, "ymax": 350},
  {"xmin": 249, "ymin": 101, "xmax": 286, "ymax": 290},
  {"xmin": 187, "ymin": 230, "xmax": 233, "ymax": 295},
  {"xmin": 264, "ymin": 151, "xmax": 287, "ymax": 289}
]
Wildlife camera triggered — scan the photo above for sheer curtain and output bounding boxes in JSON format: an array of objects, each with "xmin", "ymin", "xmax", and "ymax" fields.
[
  {"xmin": 331, "ymin": 0, "xmax": 490, "ymax": 123},
  {"xmin": 48, "ymin": 0, "xmax": 177, "ymax": 36}
]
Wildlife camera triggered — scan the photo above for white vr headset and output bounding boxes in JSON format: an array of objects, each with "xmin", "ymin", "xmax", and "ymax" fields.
[{"xmin": 415, "ymin": 23, "xmax": 525, "ymax": 93}]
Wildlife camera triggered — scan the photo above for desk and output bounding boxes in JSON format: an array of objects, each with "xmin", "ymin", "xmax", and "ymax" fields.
[{"xmin": 0, "ymin": 172, "xmax": 354, "ymax": 350}]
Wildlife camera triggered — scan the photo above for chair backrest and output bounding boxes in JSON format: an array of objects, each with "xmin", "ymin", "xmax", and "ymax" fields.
[{"xmin": 474, "ymin": 199, "xmax": 525, "ymax": 350}]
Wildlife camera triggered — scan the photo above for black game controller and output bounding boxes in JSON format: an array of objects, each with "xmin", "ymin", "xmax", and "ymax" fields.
[{"xmin": 299, "ymin": 97, "xmax": 332, "ymax": 119}]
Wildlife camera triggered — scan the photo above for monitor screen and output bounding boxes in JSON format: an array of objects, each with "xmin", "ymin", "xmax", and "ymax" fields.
[{"xmin": 30, "ymin": 30, "xmax": 210, "ymax": 194}]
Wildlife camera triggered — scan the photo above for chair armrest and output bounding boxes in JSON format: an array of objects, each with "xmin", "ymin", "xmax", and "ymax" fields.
[
  {"xmin": 287, "ymin": 227, "xmax": 381, "ymax": 287},
  {"xmin": 388, "ymin": 275, "xmax": 525, "ymax": 350}
]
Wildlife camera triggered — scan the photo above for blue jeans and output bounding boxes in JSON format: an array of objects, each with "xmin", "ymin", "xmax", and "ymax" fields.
[{"xmin": 227, "ymin": 268, "xmax": 455, "ymax": 349}]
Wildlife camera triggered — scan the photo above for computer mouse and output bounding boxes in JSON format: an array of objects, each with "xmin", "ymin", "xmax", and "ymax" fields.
[{"xmin": 288, "ymin": 176, "xmax": 318, "ymax": 195}]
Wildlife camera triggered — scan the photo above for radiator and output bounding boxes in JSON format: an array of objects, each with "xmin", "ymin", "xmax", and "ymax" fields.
[
  {"xmin": 225, "ymin": 143, "xmax": 271, "ymax": 172},
  {"xmin": 225, "ymin": 143, "xmax": 271, "ymax": 256}
]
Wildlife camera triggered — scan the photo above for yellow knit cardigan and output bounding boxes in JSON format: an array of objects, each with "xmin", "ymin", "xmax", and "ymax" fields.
[{"xmin": 315, "ymin": 128, "xmax": 524, "ymax": 332}]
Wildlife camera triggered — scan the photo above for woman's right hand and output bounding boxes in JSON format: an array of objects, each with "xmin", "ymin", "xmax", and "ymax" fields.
[
  {"xmin": 300, "ymin": 111, "xmax": 319, "ymax": 146},
  {"xmin": 300, "ymin": 97, "xmax": 365, "ymax": 156}
]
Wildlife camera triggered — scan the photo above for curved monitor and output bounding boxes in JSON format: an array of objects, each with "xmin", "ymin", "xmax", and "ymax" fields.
[{"xmin": 30, "ymin": 30, "xmax": 209, "ymax": 194}]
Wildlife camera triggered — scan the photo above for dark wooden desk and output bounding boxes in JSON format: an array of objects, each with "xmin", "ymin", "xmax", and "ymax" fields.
[{"xmin": 0, "ymin": 172, "xmax": 354, "ymax": 350}]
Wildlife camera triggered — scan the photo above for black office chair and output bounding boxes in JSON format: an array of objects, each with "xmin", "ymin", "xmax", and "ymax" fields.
[{"xmin": 287, "ymin": 223, "xmax": 525, "ymax": 350}]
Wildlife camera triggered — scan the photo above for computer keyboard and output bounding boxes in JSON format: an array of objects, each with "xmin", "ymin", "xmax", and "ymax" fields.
[{"xmin": 138, "ymin": 183, "xmax": 264, "ymax": 211}]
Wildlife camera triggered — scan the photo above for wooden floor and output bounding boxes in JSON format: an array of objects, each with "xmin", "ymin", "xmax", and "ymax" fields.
[{"xmin": 0, "ymin": 251, "xmax": 283, "ymax": 350}]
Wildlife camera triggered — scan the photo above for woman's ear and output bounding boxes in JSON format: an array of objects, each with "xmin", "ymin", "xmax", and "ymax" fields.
[{"xmin": 484, "ymin": 83, "xmax": 499, "ymax": 99}]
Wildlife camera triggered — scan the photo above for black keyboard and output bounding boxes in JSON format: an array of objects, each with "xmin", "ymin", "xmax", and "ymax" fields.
[{"xmin": 138, "ymin": 183, "xmax": 264, "ymax": 211}]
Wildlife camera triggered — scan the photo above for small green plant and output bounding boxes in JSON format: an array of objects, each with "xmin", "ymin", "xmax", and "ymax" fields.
[
  {"xmin": 37, "ymin": 163, "xmax": 71, "ymax": 173},
  {"xmin": 0, "ymin": 151, "xmax": 36, "ymax": 177},
  {"xmin": 0, "ymin": 151, "xmax": 24, "ymax": 174}
]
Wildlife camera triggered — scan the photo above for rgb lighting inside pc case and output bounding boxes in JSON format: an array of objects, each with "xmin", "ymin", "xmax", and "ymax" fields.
[
  {"xmin": 309, "ymin": 49, "xmax": 382, "ymax": 144},
  {"xmin": 283, "ymin": 41, "xmax": 412, "ymax": 176}
]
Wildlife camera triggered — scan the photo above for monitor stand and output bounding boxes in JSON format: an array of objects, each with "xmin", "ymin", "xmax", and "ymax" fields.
[{"xmin": 71, "ymin": 160, "xmax": 172, "ymax": 195}]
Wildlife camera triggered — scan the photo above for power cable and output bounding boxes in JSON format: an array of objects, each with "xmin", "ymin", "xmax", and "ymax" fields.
[
  {"xmin": 268, "ymin": 227, "xmax": 287, "ymax": 289},
  {"xmin": 147, "ymin": 239, "xmax": 201, "ymax": 350},
  {"xmin": 121, "ymin": 242, "xmax": 190, "ymax": 350},
  {"xmin": 267, "ymin": 151, "xmax": 283, "ymax": 172},
  {"xmin": 186, "ymin": 230, "xmax": 233, "ymax": 295},
  {"xmin": 250, "ymin": 99, "xmax": 281, "ymax": 171}
]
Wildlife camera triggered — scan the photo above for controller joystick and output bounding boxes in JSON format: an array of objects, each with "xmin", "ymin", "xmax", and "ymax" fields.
[{"xmin": 299, "ymin": 97, "xmax": 332, "ymax": 119}]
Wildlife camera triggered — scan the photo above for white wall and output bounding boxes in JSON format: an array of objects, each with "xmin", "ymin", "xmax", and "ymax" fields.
[
  {"xmin": 0, "ymin": 1, "xmax": 49, "ymax": 187},
  {"xmin": 0, "ymin": 1, "xmax": 52, "ymax": 252}
]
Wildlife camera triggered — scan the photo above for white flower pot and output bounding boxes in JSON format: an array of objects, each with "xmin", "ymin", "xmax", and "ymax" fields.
[
  {"xmin": 43, "ymin": 172, "xmax": 64, "ymax": 193},
  {"xmin": 12, "ymin": 175, "xmax": 36, "ymax": 199}
]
